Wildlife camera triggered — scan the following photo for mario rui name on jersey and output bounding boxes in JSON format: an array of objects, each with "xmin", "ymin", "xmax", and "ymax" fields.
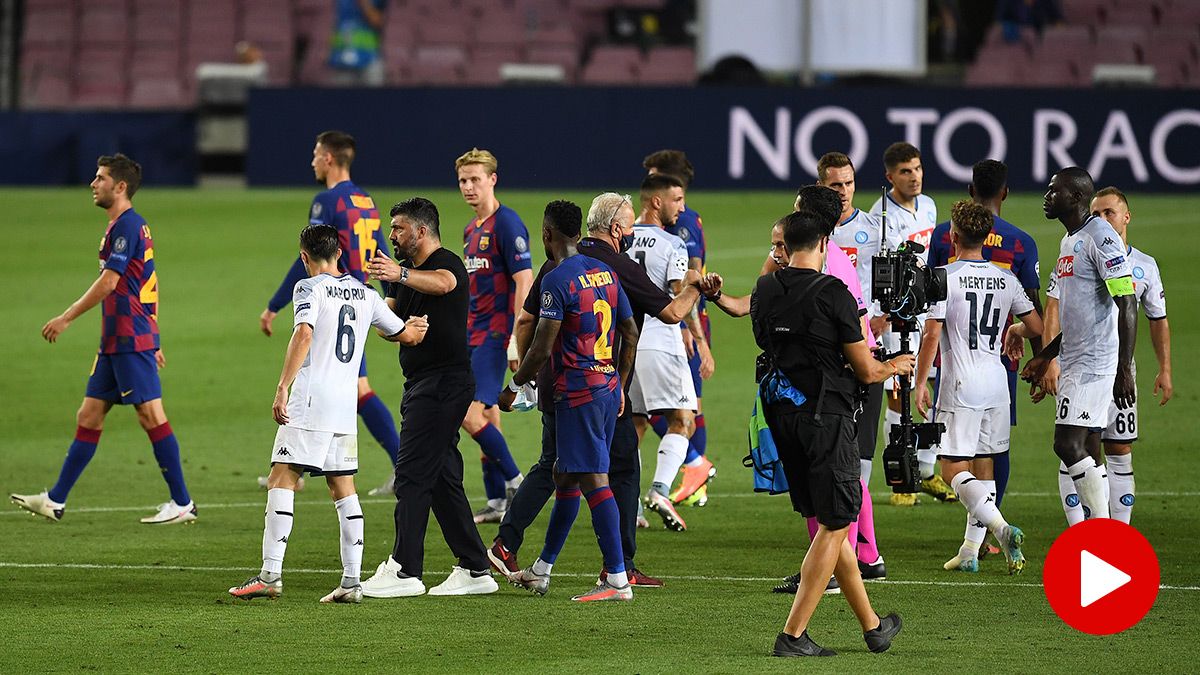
[{"xmin": 322, "ymin": 285, "xmax": 370, "ymax": 301}]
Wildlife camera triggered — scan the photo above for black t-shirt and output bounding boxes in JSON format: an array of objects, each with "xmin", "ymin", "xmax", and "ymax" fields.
[
  {"xmin": 750, "ymin": 268, "xmax": 864, "ymax": 415},
  {"xmin": 577, "ymin": 237, "xmax": 672, "ymax": 332},
  {"xmin": 525, "ymin": 259, "xmax": 558, "ymax": 412},
  {"xmin": 389, "ymin": 247, "xmax": 471, "ymax": 381}
]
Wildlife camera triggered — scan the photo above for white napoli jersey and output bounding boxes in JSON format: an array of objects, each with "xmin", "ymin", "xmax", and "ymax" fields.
[
  {"xmin": 870, "ymin": 192, "xmax": 938, "ymax": 262},
  {"xmin": 1127, "ymin": 246, "xmax": 1166, "ymax": 320},
  {"xmin": 929, "ymin": 260, "xmax": 1034, "ymax": 410},
  {"xmin": 289, "ymin": 274, "xmax": 405, "ymax": 433},
  {"xmin": 626, "ymin": 224, "xmax": 689, "ymax": 355},
  {"xmin": 831, "ymin": 208, "xmax": 884, "ymax": 310},
  {"xmin": 1045, "ymin": 215, "xmax": 1131, "ymax": 376}
]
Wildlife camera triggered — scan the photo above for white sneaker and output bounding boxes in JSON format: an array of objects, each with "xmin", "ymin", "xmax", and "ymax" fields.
[
  {"xmin": 140, "ymin": 500, "xmax": 197, "ymax": 524},
  {"xmin": 10, "ymin": 491, "xmax": 64, "ymax": 522},
  {"xmin": 472, "ymin": 504, "xmax": 506, "ymax": 524},
  {"xmin": 320, "ymin": 584, "xmax": 363, "ymax": 604},
  {"xmin": 257, "ymin": 476, "xmax": 305, "ymax": 491},
  {"xmin": 504, "ymin": 474, "xmax": 524, "ymax": 503},
  {"xmin": 361, "ymin": 557, "xmax": 426, "ymax": 598},
  {"xmin": 367, "ymin": 476, "xmax": 394, "ymax": 497},
  {"xmin": 428, "ymin": 566, "xmax": 499, "ymax": 596}
]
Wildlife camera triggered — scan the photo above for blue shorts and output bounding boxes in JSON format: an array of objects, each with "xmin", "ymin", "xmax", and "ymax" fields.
[
  {"xmin": 359, "ymin": 352, "xmax": 368, "ymax": 378},
  {"xmin": 1007, "ymin": 368, "xmax": 1018, "ymax": 426},
  {"xmin": 688, "ymin": 349, "xmax": 703, "ymax": 398},
  {"xmin": 555, "ymin": 387, "xmax": 619, "ymax": 474},
  {"xmin": 469, "ymin": 334, "xmax": 508, "ymax": 407},
  {"xmin": 86, "ymin": 351, "xmax": 161, "ymax": 404}
]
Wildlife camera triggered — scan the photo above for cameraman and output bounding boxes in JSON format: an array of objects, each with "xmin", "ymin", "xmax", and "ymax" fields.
[{"xmin": 751, "ymin": 210, "xmax": 913, "ymax": 657}]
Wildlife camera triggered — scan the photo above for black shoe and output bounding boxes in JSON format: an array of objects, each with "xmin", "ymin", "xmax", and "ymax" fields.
[
  {"xmin": 864, "ymin": 613, "xmax": 903, "ymax": 653},
  {"xmin": 772, "ymin": 631, "xmax": 837, "ymax": 657},
  {"xmin": 824, "ymin": 576, "xmax": 840, "ymax": 594},
  {"xmin": 772, "ymin": 571, "xmax": 801, "ymax": 594},
  {"xmin": 858, "ymin": 558, "xmax": 887, "ymax": 580}
]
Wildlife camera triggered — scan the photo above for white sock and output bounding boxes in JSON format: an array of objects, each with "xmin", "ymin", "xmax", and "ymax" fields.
[
  {"xmin": 505, "ymin": 474, "xmax": 524, "ymax": 490},
  {"xmin": 607, "ymin": 569, "xmax": 629, "ymax": 587},
  {"xmin": 962, "ymin": 479, "xmax": 995, "ymax": 551},
  {"xmin": 860, "ymin": 458, "xmax": 873, "ymax": 485},
  {"xmin": 334, "ymin": 494, "xmax": 364, "ymax": 581},
  {"xmin": 885, "ymin": 408, "xmax": 901, "ymax": 433},
  {"xmin": 1067, "ymin": 457, "xmax": 1110, "ymax": 519},
  {"xmin": 262, "ymin": 488, "xmax": 295, "ymax": 578},
  {"xmin": 651, "ymin": 433, "xmax": 689, "ymax": 495},
  {"xmin": 1100, "ymin": 463, "xmax": 1110, "ymax": 509},
  {"xmin": 487, "ymin": 498, "xmax": 506, "ymax": 510},
  {"xmin": 683, "ymin": 455, "xmax": 704, "ymax": 468},
  {"xmin": 532, "ymin": 557, "xmax": 552, "ymax": 576},
  {"xmin": 1058, "ymin": 461, "xmax": 1085, "ymax": 525},
  {"xmin": 951, "ymin": 471, "xmax": 1007, "ymax": 534},
  {"xmin": 918, "ymin": 450, "xmax": 936, "ymax": 480},
  {"xmin": 1107, "ymin": 453, "xmax": 1135, "ymax": 524}
]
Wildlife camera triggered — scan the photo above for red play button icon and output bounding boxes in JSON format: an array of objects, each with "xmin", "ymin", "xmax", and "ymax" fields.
[{"xmin": 1043, "ymin": 519, "xmax": 1160, "ymax": 635}]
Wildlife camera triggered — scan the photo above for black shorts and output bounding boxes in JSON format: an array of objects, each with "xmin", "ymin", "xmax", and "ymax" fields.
[{"xmin": 765, "ymin": 407, "xmax": 862, "ymax": 530}]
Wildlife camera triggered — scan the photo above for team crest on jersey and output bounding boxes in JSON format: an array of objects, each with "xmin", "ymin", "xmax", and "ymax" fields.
[
  {"xmin": 113, "ymin": 236, "xmax": 127, "ymax": 253},
  {"xmin": 1133, "ymin": 266, "xmax": 1145, "ymax": 279},
  {"xmin": 515, "ymin": 236, "xmax": 528, "ymax": 253},
  {"xmin": 541, "ymin": 291, "xmax": 553, "ymax": 308},
  {"xmin": 479, "ymin": 235, "xmax": 491, "ymax": 251},
  {"xmin": 855, "ymin": 231, "xmax": 869, "ymax": 244},
  {"xmin": 1056, "ymin": 256, "xmax": 1075, "ymax": 278},
  {"xmin": 1073, "ymin": 240, "xmax": 1084, "ymax": 253}
]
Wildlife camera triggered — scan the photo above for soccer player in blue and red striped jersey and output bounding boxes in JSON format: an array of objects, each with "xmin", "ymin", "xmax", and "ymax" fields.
[
  {"xmin": 259, "ymin": 131, "xmax": 402, "ymax": 495},
  {"xmin": 456, "ymin": 149, "xmax": 533, "ymax": 523},
  {"xmin": 12, "ymin": 154, "xmax": 195, "ymax": 524},
  {"xmin": 643, "ymin": 150, "xmax": 717, "ymax": 507},
  {"xmin": 499, "ymin": 200, "xmax": 640, "ymax": 602},
  {"xmin": 928, "ymin": 159, "xmax": 1043, "ymax": 557}
]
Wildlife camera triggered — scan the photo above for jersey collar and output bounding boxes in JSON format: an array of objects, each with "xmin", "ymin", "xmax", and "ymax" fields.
[
  {"xmin": 839, "ymin": 208, "xmax": 861, "ymax": 226},
  {"xmin": 885, "ymin": 191, "xmax": 917, "ymax": 216}
]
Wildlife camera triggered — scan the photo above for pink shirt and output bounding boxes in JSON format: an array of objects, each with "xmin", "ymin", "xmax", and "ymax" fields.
[{"xmin": 825, "ymin": 242, "xmax": 877, "ymax": 349}]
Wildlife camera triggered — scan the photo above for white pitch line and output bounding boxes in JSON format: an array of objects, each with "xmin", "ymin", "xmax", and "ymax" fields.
[
  {"xmin": 0, "ymin": 561, "xmax": 1195, "ymax": 591},
  {"xmin": 6, "ymin": 490, "xmax": 1198, "ymax": 517}
]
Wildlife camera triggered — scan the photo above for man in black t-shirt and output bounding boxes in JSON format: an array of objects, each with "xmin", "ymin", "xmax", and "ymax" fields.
[
  {"xmin": 359, "ymin": 197, "xmax": 497, "ymax": 599},
  {"xmin": 748, "ymin": 209, "xmax": 913, "ymax": 657},
  {"xmin": 486, "ymin": 192, "xmax": 702, "ymax": 587}
]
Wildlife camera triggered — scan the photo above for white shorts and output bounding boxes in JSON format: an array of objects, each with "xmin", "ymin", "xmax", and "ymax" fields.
[
  {"xmin": 935, "ymin": 406, "xmax": 1010, "ymax": 460},
  {"xmin": 271, "ymin": 426, "xmax": 359, "ymax": 475},
  {"xmin": 628, "ymin": 350, "xmax": 697, "ymax": 415},
  {"xmin": 1055, "ymin": 371, "xmax": 1116, "ymax": 430}
]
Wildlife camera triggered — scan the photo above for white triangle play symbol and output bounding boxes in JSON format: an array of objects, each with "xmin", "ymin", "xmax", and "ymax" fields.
[{"xmin": 1080, "ymin": 550, "xmax": 1132, "ymax": 608}]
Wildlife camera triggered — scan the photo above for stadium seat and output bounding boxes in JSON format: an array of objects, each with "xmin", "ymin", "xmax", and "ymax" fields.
[
  {"xmin": 420, "ymin": 22, "xmax": 474, "ymax": 48},
  {"xmin": 1061, "ymin": 0, "xmax": 1109, "ymax": 25},
  {"xmin": 528, "ymin": 23, "xmax": 579, "ymax": 49},
  {"xmin": 21, "ymin": 73, "xmax": 73, "ymax": 109},
  {"xmin": 1025, "ymin": 61, "xmax": 1081, "ymax": 86},
  {"xmin": 639, "ymin": 46, "xmax": 695, "ymax": 85},
  {"xmin": 128, "ymin": 77, "xmax": 187, "ymax": 108},
  {"xmin": 1104, "ymin": 4, "xmax": 1155, "ymax": 28},
  {"xmin": 526, "ymin": 44, "xmax": 580, "ymax": 80},
  {"xmin": 22, "ymin": 6, "xmax": 76, "ymax": 46},
  {"xmin": 411, "ymin": 45, "xmax": 467, "ymax": 84},
  {"xmin": 133, "ymin": 0, "xmax": 183, "ymax": 46},
  {"xmin": 77, "ymin": 6, "xmax": 130, "ymax": 47}
]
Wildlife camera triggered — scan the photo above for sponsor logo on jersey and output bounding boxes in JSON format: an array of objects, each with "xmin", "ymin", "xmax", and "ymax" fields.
[
  {"xmin": 1080, "ymin": 411, "xmax": 1091, "ymax": 421},
  {"xmin": 1133, "ymin": 266, "xmax": 1145, "ymax": 279},
  {"xmin": 515, "ymin": 236, "xmax": 528, "ymax": 253},
  {"xmin": 1104, "ymin": 256, "xmax": 1126, "ymax": 270},
  {"xmin": 909, "ymin": 228, "xmax": 933, "ymax": 248},
  {"xmin": 1102, "ymin": 237, "xmax": 1116, "ymax": 247},
  {"xmin": 478, "ymin": 235, "xmax": 491, "ymax": 251},
  {"xmin": 349, "ymin": 194, "xmax": 375, "ymax": 210},
  {"xmin": 844, "ymin": 247, "xmax": 859, "ymax": 267},
  {"xmin": 296, "ymin": 303, "xmax": 311, "ymax": 312},
  {"xmin": 464, "ymin": 256, "xmax": 491, "ymax": 273},
  {"xmin": 277, "ymin": 447, "xmax": 291, "ymax": 457},
  {"xmin": 1056, "ymin": 255, "xmax": 1075, "ymax": 278},
  {"xmin": 1074, "ymin": 240, "xmax": 1084, "ymax": 252}
]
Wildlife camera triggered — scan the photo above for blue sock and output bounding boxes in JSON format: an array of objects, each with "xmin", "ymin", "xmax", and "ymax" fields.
[
  {"xmin": 993, "ymin": 451, "xmax": 1011, "ymax": 507},
  {"xmin": 472, "ymin": 423, "xmax": 520, "ymax": 481},
  {"xmin": 48, "ymin": 426, "xmax": 101, "ymax": 504},
  {"xmin": 649, "ymin": 415, "xmax": 668, "ymax": 439},
  {"xmin": 539, "ymin": 487, "xmax": 582, "ymax": 565},
  {"xmin": 586, "ymin": 486, "xmax": 625, "ymax": 574},
  {"xmin": 481, "ymin": 456, "xmax": 506, "ymax": 501},
  {"xmin": 692, "ymin": 414, "xmax": 707, "ymax": 455},
  {"xmin": 358, "ymin": 392, "xmax": 401, "ymax": 464},
  {"xmin": 148, "ymin": 422, "xmax": 190, "ymax": 506}
]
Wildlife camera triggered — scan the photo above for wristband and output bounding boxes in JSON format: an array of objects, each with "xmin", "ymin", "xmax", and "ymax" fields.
[
  {"xmin": 709, "ymin": 288, "xmax": 723, "ymax": 301},
  {"xmin": 399, "ymin": 266, "xmax": 411, "ymax": 284},
  {"xmin": 506, "ymin": 381, "xmax": 521, "ymax": 394}
]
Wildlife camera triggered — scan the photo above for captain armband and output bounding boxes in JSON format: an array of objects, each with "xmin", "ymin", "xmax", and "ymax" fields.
[{"xmin": 1106, "ymin": 276, "xmax": 1135, "ymax": 298}]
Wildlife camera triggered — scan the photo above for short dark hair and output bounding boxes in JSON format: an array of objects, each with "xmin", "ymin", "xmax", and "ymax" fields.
[
  {"xmin": 543, "ymin": 200, "xmax": 582, "ymax": 239},
  {"xmin": 390, "ymin": 197, "xmax": 441, "ymax": 237},
  {"xmin": 1094, "ymin": 186, "xmax": 1129, "ymax": 209},
  {"xmin": 780, "ymin": 210, "xmax": 828, "ymax": 252},
  {"xmin": 971, "ymin": 159, "xmax": 1008, "ymax": 200},
  {"xmin": 816, "ymin": 152, "xmax": 853, "ymax": 182},
  {"xmin": 794, "ymin": 184, "xmax": 841, "ymax": 233},
  {"xmin": 97, "ymin": 153, "xmax": 142, "ymax": 197},
  {"xmin": 643, "ymin": 149, "xmax": 695, "ymax": 187},
  {"xmin": 950, "ymin": 200, "xmax": 993, "ymax": 248},
  {"xmin": 316, "ymin": 130, "xmax": 356, "ymax": 168},
  {"xmin": 300, "ymin": 224, "xmax": 341, "ymax": 261},
  {"xmin": 640, "ymin": 172, "xmax": 685, "ymax": 202},
  {"xmin": 883, "ymin": 142, "xmax": 921, "ymax": 170}
]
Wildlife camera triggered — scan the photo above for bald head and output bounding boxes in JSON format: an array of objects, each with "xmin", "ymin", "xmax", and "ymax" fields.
[{"xmin": 1055, "ymin": 167, "xmax": 1095, "ymax": 200}]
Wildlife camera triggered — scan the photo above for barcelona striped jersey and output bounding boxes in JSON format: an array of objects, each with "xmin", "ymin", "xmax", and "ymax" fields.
[
  {"xmin": 463, "ymin": 204, "xmax": 532, "ymax": 346},
  {"xmin": 98, "ymin": 208, "xmax": 159, "ymax": 354},
  {"xmin": 539, "ymin": 254, "xmax": 632, "ymax": 408}
]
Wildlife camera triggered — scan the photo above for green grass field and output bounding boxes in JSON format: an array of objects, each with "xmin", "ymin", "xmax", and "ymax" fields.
[{"xmin": 2, "ymin": 186, "xmax": 1197, "ymax": 672}]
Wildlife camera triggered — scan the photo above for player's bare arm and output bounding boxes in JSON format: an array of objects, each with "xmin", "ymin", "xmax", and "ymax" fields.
[
  {"xmin": 700, "ymin": 272, "xmax": 750, "ymax": 318},
  {"xmin": 368, "ymin": 251, "xmax": 457, "ymax": 295},
  {"xmin": 843, "ymin": 339, "xmax": 915, "ymax": 383},
  {"xmin": 377, "ymin": 315, "xmax": 428, "ymax": 346},
  {"xmin": 42, "ymin": 269, "xmax": 121, "ymax": 343},
  {"xmin": 499, "ymin": 317, "xmax": 561, "ymax": 412},
  {"xmin": 509, "ymin": 269, "xmax": 534, "ymax": 370},
  {"xmin": 657, "ymin": 269, "xmax": 703, "ymax": 324},
  {"xmin": 615, "ymin": 315, "xmax": 639, "ymax": 417},
  {"xmin": 273, "ymin": 323, "xmax": 314, "ymax": 425},
  {"xmin": 1149, "ymin": 317, "xmax": 1172, "ymax": 405},
  {"xmin": 1113, "ymin": 292, "xmax": 1138, "ymax": 409},
  {"xmin": 913, "ymin": 318, "xmax": 943, "ymax": 419},
  {"xmin": 513, "ymin": 307, "xmax": 536, "ymax": 365}
]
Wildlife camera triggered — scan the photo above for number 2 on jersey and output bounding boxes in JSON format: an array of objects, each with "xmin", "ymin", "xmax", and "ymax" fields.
[
  {"xmin": 965, "ymin": 291, "xmax": 1002, "ymax": 350},
  {"xmin": 592, "ymin": 298, "xmax": 613, "ymax": 360}
]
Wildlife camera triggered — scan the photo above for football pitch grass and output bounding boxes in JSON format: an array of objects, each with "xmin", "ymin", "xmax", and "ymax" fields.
[{"xmin": 2, "ymin": 186, "xmax": 1197, "ymax": 672}]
